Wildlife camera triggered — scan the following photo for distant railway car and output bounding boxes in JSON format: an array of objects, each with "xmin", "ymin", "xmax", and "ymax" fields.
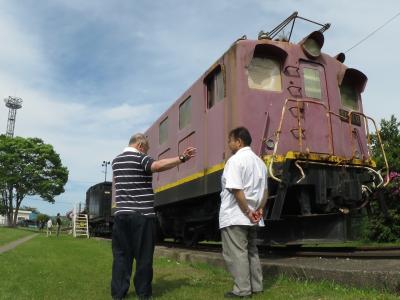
[
  {"xmin": 144, "ymin": 13, "xmax": 388, "ymax": 245},
  {"xmin": 86, "ymin": 181, "xmax": 113, "ymax": 236}
]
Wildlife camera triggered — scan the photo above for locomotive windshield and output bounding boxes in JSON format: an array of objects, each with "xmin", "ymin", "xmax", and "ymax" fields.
[{"xmin": 247, "ymin": 56, "xmax": 281, "ymax": 91}]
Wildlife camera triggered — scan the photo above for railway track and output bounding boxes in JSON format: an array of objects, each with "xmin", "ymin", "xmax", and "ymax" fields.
[
  {"xmin": 262, "ymin": 246, "xmax": 400, "ymax": 259},
  {"xmin": 158, "ymin": 241, "xmax": 400, "ymax": 259}
]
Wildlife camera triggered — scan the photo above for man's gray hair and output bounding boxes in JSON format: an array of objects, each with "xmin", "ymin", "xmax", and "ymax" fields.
[{"xmin": 128, "ymin": 133, "xmax": 148, "ymax": 147}]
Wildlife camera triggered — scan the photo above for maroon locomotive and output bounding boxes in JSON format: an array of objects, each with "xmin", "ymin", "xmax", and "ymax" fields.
[{"xmin": 145, "ymin": 13, "xmax": 388, "ymax": 245}]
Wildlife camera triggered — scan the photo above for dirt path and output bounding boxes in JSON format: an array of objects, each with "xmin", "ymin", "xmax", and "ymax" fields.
[{"xmin": 0, "ymin": 233, "xmax": 38, "ymax": 254}]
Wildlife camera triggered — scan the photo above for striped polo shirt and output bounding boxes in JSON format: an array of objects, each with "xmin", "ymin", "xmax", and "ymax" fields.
[{"xmin": 112, "ymin": 146, "xmax": 155, "ymax": 217}]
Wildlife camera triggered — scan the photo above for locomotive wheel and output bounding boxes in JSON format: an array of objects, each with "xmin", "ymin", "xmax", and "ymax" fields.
[
  {"xmin": 183, "ymin": 227, "xmax": 199, "ymax": 247},
  {"xmin": 154, "ymin": 224, "xmax": 165, "ymax": 243}
]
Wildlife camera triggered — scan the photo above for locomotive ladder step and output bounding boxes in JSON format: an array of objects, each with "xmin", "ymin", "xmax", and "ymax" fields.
[{"xmin": 73, "ymin": 212, "xmax": 89, "ymax": 238}]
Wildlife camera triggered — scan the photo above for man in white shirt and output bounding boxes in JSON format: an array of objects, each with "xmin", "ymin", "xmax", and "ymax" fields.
[
  {"xmin": 219, "ymin": 127, "xmax": 268, "ymax": 298},
  {"xmin": 46, "ymin": 218, "xmax": 53, "ymax": 237}
]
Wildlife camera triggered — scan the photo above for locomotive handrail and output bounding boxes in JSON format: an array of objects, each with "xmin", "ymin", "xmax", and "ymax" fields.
[
  {"xmin": 259, "ymin": 112, "xmax": 270, "ymax": 155},
  {"xmin": 269, "ymin": 98, "xmax": 334, "ymax": 182},
  {"xmin": 287, "ymin": 86, "xmax": 302, "ymax": 96},
  {"xmin": 268, "ymin": 158, "xmax": 282, "ymax": 183},
  {"xmin": 294, "ymin": 160, "xmax": 306, "ymax": 183},
  {"xmin": 347, "ymin": 111, "xmax": 390, "ymax": 187},
  {"xmin": 284, "ymin": 65, "xmax": 300, "ymax": 75},
  {"xmin": 295, "ymin": 160, "xmax": 384, "ymax": 188},
  {"xmin": 268, "ymin": 99, "xmax": 388, "ymax": 187}
]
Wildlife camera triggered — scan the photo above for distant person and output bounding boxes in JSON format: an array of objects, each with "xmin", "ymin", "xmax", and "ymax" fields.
[
  {"xmin": 56, "ymin": 213, "xmax": 62, "ymax": 237},
  {"xmin": 219, "ymin": 127, "xmax": 268, "ymax": 298},
  {"xmin": 111, "ymin": 133, "xmax": 196, "ymax": 300},
  {"xmin": 46, "ymin": 218, "xmax": 53, "ymax": 237}
]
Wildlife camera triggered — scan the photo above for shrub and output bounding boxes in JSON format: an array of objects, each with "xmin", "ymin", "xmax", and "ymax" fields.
[{"xmin": 366, "ymin": 172, "xmax": 400, "ymax": 242}]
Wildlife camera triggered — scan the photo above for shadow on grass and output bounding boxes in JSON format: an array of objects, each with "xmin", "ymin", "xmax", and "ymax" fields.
[
  {"xmin": 125, "ymin": 274, "xmax": 191, "ymax": 299},
  {"xmin": 263, "ymin": 274, "xmax": 279, "ymax": 291}
]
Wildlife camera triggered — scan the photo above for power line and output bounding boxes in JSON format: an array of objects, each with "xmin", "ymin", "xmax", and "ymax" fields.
[{"xmin": 345, "ymin": 11, "xmax": 400, "ymax": 53}]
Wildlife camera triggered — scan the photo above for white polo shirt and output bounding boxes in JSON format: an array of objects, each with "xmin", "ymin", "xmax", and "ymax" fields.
[{"xmin": 219, "ymin": 146, "xmax": 268, "ymax": 229}]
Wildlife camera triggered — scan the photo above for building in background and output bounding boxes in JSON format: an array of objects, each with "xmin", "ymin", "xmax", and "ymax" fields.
[{"xmin": 0, "ymin": 209, "xmax": 32, "ymax": 226}]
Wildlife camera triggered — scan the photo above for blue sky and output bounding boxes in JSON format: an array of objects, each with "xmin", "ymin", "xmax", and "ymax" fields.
[{"xmin": 1, "ymin": 0, "xmax": 399, "ymax": 216}]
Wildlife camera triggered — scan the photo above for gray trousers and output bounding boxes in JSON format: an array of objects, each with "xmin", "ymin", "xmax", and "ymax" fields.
[{"xmin": 221, "ymin": 225, "xmax": 263, "ymax": 296}]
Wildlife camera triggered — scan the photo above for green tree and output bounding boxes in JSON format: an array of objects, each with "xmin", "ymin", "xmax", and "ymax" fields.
[
  {"xmin": 0, "ymin": 135, "xmax": 68, "ymax": 227},
  {"xmin": 36, "ymin": 213, "xmax": 50, "ymax": 229},
  {"xmin": 371, "ymin": 115, "xmax": 400, "ymax": 171},
  {"xmin": 0, "ymin": 200, "xmax": 5, "ymax": 216},
  {"xmin": 366, "ymin": 115, "xmax": 400, "ymax": 242}
]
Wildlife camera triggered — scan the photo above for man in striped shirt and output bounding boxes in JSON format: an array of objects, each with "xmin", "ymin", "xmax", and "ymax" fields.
[{"xmin": 111, "ymin": 133, "xmax": 196, "ymax": 300}]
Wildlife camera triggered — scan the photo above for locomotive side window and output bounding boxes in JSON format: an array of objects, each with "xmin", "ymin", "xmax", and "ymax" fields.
[
  {"xmin": 159, "ymin": 117, "xmax": 168, "ymax": 145},
  {"xmin": 179, "ymin": 96, "xmax": 192, "ymax": 129},
  {"xmin": 247, "ymin": 57, "xmax": 281, "ymax": 91},
  {"xmin": 340, "ymin": 84, "xmax": 359, "ymax": 110},
  {"xmin": 206, "ymin": 66, "xmax": 224, "ymax": 109},
  {"xmin": 303, "ymin": 67, "xmax": 322, "ymax": 99}
]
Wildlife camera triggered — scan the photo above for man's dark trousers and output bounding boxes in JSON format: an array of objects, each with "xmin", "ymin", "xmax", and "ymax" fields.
[{"xmin": 111, "ymin": 213, "xmax": 155, "ymax": 299}]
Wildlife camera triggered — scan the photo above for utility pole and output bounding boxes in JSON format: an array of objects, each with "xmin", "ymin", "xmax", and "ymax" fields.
[
  {"xmin": 4, "ymin": 96, "xmax": 23, "ymax": 137},
  {"xmin": 102, "ymin": 161, "xmax": 110, "ymax": 182}
]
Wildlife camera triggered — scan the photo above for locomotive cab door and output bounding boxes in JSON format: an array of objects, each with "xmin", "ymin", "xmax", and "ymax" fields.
[{"xmin": 298, "ymin": 61, "xmax": 332, "ymax": 155}]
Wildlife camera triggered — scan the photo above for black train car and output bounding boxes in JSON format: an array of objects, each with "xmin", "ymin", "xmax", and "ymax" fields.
[{"xmin": 86, "ymin": 181, "xmax": 113, "ymax": 236}]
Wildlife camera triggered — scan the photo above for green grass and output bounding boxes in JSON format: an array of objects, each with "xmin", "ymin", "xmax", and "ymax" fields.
[
  {"xmin": 0, "ymin": 234, "xmax": 112, "ymax": 299},
  {"xmin": 0, "ymin": 226, "xmax": 36, "ymax": 246},
  {"xmin": 0, "ymin": 231, "xmax": 399, "ymax": 299}
]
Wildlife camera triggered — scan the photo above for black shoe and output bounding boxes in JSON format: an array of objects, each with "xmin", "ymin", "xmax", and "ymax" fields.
[{"xmin": 224, "ymin": 291, "xmax": 252, "ymax": 298}]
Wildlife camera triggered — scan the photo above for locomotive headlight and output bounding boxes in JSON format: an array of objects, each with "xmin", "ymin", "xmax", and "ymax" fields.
[
  {"xmin": 354, "ymin": 150, "xmax": 361, "ymax": 159},
  {"xmin": 265, "ymin": 139, "xmax": 275, "ymax": 150},
  {"xmin": 301, "ymin": 31, "xmax": 324, "ymax": 59}
]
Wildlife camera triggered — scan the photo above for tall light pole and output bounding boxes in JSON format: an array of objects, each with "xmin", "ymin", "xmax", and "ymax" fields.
[
  {"xmin": 102, "ymin": 161, "xmax": 110, "ymax": 182},
  {"xmin": 4, "ymin": 96, "xmax": 23, "ymax": 137}
]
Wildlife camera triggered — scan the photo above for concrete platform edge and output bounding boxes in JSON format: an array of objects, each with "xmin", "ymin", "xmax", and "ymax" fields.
[{"xmin": 155, "ymin": 246, "xmax": 400, "ymax": 294}]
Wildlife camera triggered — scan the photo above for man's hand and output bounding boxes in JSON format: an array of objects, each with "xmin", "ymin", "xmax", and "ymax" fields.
[
  {"xmin": 182, "ymin": 147, "xmax": 196, "ymax": 161},
  {"xmin": 151, "ymin": 147, "xmax": 197, "ymax": 172},
  {"xmin": 246, "ymin": 210, "xmax": 261, "ymax": 224},
  {"xmin": 255, "ymin": 208, "xmax": 264, "ymax": 221}
]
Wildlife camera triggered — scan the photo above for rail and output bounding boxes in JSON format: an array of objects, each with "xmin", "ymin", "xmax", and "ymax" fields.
[{"xmin": 158, "ymin": 241, "xmax": 400, "ymax": 259}]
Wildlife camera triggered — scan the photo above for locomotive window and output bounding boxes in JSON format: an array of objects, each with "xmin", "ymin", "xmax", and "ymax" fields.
[
  {"xmin": 206, "ymin": 66, "xmax": 224, "ymax": 109},
  {"xmin": 159, "ymin": 117, "xmax": 168, "ymax": 145},
  {"xmin": 340, "ymin": 84, "xmax": 359, "ymax": 110},
  {"xmin": 247, "ymin": 57, "xmax": 281, "ymax": 91},
  {"xmin": 303, "ymin": 68, "xmax": 322, "ymax": 99},
  {"xmin": 179, "ymin": 96, "xmax": 192, "ymax": 129}
]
